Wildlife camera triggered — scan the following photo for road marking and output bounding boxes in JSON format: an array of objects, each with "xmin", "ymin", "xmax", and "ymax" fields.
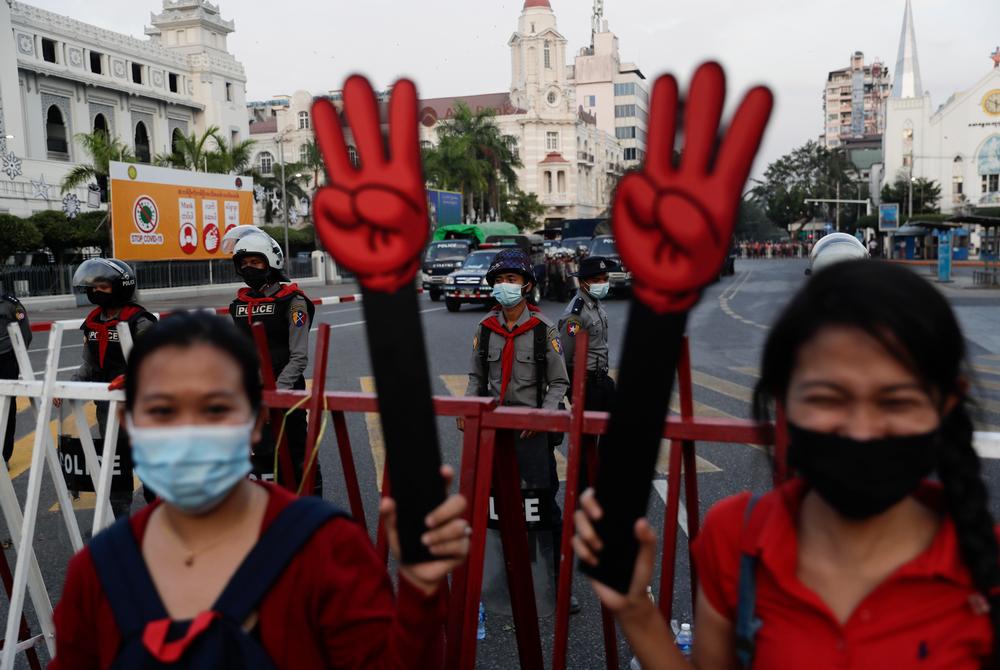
[
  {"xmin": 652, "ymin": 480, "xmax": 689, "ymax": 537},
  {"xmin": 8, "ymin": 403, "xmax": 98, "ymax": 480},
  {"xmin": 718, "ymin": 271, "xmax": 769, "ymax": 331},
  {"xmin": 359, "ymin": 376, "xmax": 386, "ymax": 490},
  {"xmin": 691, "ymin": 370, "xmax": 754, "ymax": 403},
  {"xmin": 730, "ymin": 366, "xmax": 760, "ymax": 378},
  {"xmin": 311, "ymin": 307, "xmax": 445, "ymax": 333},
  {"xmin": 654, "ymin": 439, "xmax": 722, "ymax": 474},
  {"xmin": 973, "ymin": 364, "xmax": 1000, "ymax": 379}
]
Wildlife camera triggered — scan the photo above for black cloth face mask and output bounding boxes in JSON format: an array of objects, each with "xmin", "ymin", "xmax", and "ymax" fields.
[
  {"xmin": 86, "ymin": 289, "xmax": 115, "ymax": 308},
  {"xmin": 239, "ymin": 267, "xmax": 270, "ymax": 291},
  {"xmin": 786, "ymin": 423, "xmax": 939, "ymax": 520}
]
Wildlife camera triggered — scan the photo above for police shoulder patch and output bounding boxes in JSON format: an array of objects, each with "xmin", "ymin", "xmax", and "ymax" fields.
[
  {"xmin": 473, "ymin": 334, "xmax": 479, "ymax": 351},
  {"xmin": 551, "ymin": 338, "xmax": 562, "ymax": 355},
  {"xmin": 14, "ymin": 309, "xmax": 25, "ymax": 321},
  {"xmin": 565, "ymin": 318, "xmax": 582, "ymax": 337},
  {"xmin": 291, "ymin": 309, "xmax": 307, "ymax": 327}
]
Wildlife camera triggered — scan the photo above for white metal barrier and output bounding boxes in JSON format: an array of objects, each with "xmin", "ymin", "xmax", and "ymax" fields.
[{"xmin": 0, "ymin": 320, "xmax": 133, "ymax": 669}]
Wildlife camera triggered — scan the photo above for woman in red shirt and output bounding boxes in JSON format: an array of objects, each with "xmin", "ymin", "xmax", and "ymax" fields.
[
  {"xmin": 50, "ymin": 311, "xmax": 469, "ymax": 669},
  {"xmin": 575, "ymin": 260, "xmax": 999, "ymax": 669}
]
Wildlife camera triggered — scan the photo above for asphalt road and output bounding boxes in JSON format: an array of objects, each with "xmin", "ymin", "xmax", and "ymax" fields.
[{"xmin": 5, "ymin": 259, "xmax": 1000, "ymax": 668}]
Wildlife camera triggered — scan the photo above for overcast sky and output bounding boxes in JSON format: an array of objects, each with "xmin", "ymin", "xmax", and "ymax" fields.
[{"xmin": 26, "ymin": 0, "xmax": 1000, "ymax": 176}]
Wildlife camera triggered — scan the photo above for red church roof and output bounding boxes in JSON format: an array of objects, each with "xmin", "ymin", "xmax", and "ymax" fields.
[
  {"xmin": 524, "ymin": 0, "xmax": 552, "ymax": 9},
  {"xmin": 540, "ymin": 152, "xmax": 568, "ymax": 164}
]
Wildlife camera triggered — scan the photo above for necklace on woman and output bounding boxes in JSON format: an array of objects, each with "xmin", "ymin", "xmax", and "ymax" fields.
[{"xmin": 161, "ymin": 516, "xmax": 246, "ymax": 567}]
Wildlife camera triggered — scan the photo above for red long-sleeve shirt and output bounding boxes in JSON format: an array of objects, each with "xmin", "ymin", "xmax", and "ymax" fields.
[{"xmin": 50, "ymin": 482, "xmax": 447, "ymax": 669}]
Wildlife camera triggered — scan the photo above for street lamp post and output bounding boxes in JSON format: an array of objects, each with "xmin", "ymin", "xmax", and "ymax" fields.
[
  {"xmin": 275, "ymin": 127, "xmax": 293, "ymax": 264},
  {"xmin": 908, "ymin": 166, "xmax": 914, "ymax": 219}
]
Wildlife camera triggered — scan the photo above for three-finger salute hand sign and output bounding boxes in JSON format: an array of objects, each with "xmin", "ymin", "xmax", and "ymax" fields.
[
  {"xmin": 312, "ymin": 76, "xmax": 428, "ymax": 293},
  {"xmin": 614, "ymin": 62, "xmax": 773, "ymax": 313}
]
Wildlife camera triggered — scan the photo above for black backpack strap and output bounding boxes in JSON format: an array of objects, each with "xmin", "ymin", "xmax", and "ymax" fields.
[
  {"xmin": 533, "ymin": 322, "xmax": 548, "ymax": 409},
  {"xmin": 734, "ymin": 494, "xmax": 764, "ymax": 670},
  {"xmin": 477, "ymin": 323, "xmax": 491, "ymax": 397},
  {"xmin": 211, "ymin": 496, "xmax": 346, "ymax": 622},
  {"xmin": 89, "ymin": 515, "xmax": 170, "ymax": 638}
]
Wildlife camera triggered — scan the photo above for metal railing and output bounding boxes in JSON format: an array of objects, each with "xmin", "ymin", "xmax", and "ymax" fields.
[{"xmin": 0, "ymin": 258, "xmax": 316, "ymax": 298}]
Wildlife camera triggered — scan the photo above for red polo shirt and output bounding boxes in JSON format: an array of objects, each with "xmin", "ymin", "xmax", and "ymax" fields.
[
  {"xmin": 691, "ymin": 480, "xmax": 993, "ymax": 669},
  {"xmin": 49, "ymin": 482, "xmax": 447, "ymax": 669}
]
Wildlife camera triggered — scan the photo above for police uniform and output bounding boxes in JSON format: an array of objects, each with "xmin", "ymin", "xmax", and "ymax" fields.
[
  {"xmin": 0, "ymin": 295, "xmax": 30, "ymax": 464},
  {"xmin": 230, "ymin": 282, "xmax": 319, "ymax": 493},
  {"xmin": 73, "ymin": 302, "xmax": 156, "ymax": 515},
  {"xmin": 558, "ymin": 291, "xmax": 615, "ymax": 411}
]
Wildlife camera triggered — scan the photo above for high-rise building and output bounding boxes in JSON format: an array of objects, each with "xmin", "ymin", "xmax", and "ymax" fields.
[
  {"xmin": 823, "ymin": 51, "xmax": 891, "ymax": 149},
  {"xmin": 572, "ymin": 0, "xmax": 649, "ymax": 168}
]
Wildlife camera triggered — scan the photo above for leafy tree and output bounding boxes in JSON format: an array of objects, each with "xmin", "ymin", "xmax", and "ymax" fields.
[
  {"xmin": 734, "ymin": 197, "xmax": 782, "ymax": 240},
  {"xmin": 501, "ymin": 190, "xmax": 546, "ymax": 231},
  {"xmin": 61, "ymin": 132, "xmax": 135, "ymax": 202},
  {"xmin": 207, "ymin": 134, "xmax": 257, "ymax": 175},
  {"xmin": 751, "ymin": 140, "xmax": 856, "ymax": 230},
  {"xmin": 0, "ymin": 214, "xmax": 42, "ymax": 263},
  {"xmin": 74, "ymin": 211, "xmax": 112, "ymax": 256},
  {"xmin": 260, "ymin": 224, "xmax": 315, "ymax": 255},
  {"xmin": 423, "ymin": 102, "xmax": 522, "ymax": 221},
  {"xmin": 880, "ymin": 175, "xmax": 941, "ymax": 215},
  {"xmin": 299, "ymin": 139, "xmax": 325, "ymax": 191},
  {"xmin": 165, "ymin": 125, "xmax": 222, "ymax": 172},
  {"xmin": 31, "ymin": 211, "xmax": 79, "ymax": 265}
]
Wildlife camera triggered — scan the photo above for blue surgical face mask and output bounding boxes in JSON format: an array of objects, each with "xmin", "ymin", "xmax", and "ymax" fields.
[
  {"xmin": 127, "ymin": 417, "xmax": 254, "ymax": 515},
  {"xmin": 587, "ymin": 282, "xmax": 610, "ymax": 300},
  {"xmin": 492, "ymin": 282, "xmax": 525, "ymax": 308}
]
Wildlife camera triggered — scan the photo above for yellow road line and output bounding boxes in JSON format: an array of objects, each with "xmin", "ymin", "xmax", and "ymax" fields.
[
  {"xmin": 359, "ymin": 376, "xmax": 386, "ymax": 490},
  {"xmin": 730, "ymin": 366, "xmax": 760, "ymax": 378},
  {"xmin": 691, "ymin": 370, "xmax": 754, "ymax": 403}
]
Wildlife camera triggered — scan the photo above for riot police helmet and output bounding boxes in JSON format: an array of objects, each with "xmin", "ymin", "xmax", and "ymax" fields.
[
  {"xmin": 222, "ymin": 225, "xmax": 289, "ymax": 281},
  {"xmin": 72, "ymin": 258, "xmax": 137, "ymax": 305},
  {"xmin": 808, "ymin": 233, "xmax": 869, "ymax": 276}
]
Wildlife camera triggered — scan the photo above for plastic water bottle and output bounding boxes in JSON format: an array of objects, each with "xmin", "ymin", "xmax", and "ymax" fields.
[
  {"xmin": 675, "ymin": 622, "xmax": 693, "ymax": 657},
  {"xmin": 477, "ymin": 602, "xmax": 487, "ymax": 640}
]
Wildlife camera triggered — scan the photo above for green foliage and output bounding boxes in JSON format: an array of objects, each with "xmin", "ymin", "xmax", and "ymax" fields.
[
  {"xmin": 253, "ymin": 164, "xmax": 309, "ymax": 224},
  {"xmin": 74, "ymin": 211, "xmax": 112, "ymax": 255},
  {"xmin": 61, "ymin": 132, "xmax": 135, "ymax": 201},
  {"xmin": 259, "ymin": 224, "xmax": 315, "ymax": 253},
  {"xmin": 734, "ymin": 198, "xmax": 782, "ymax": 240},
  {"xmin": 422, "ymin": 102, "xmax": 522, "ymax": 221},
  {"xmin": 30, "ymin": 210, "xmax": 78, "ymax": 264},
  {"xmin": 751, "ymin": 140, "xmax": 858, "ymax": 229},
  {"xmin": 501, "ymin": 190, "xmax": 546, "ymax": 231},
  {"xmin": 880, "ymin": 175, "xmax": 941, "ymax": 214},
  {"xmin": 0, "ymin": 214, "xmax": 42, "ymax": 262}
]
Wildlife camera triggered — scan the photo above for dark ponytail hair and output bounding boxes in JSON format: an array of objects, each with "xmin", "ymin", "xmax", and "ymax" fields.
[
  {"xmin": 753, "ymin": 260, "xmax": 1000, "ymax": 666},
  {"xmin": 125, "ymin": 311, "xmax": 262, "ymax": 412}
]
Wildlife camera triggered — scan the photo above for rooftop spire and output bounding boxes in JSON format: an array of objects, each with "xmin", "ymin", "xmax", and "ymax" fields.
[{"xmin": 891, "ymin": 0, "xmax": 923, "ymax": 98}]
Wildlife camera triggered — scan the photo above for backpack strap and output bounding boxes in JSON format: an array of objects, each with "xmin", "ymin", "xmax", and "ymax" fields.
[
  {"xmin": 477, "ymin": 323, "xmax": 491, "ymax": 397},
  {"xmin": 734, "ymin": 494, "xmax": 764, "ymax": 670},
  {"xmin": 88, "ymin": 516, "xmax": 170, "ymax": 639},
  {"xmin": 533, "ymin": 322, "xmax": 548, "ymax": 409},
  {"xmin": 211, "ymin": 496, "xmax": 346, "ymax": 622}
]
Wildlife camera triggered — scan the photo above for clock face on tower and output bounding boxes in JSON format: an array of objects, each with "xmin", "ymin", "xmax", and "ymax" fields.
[{"xmin": 983, "ymin": 90, "xmax": 1000, "ymax": 115}]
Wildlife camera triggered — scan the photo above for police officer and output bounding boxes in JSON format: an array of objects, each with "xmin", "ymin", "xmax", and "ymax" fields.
[
  {"xmin": 0, "ymin": 290, "xmax": 30, "ymax": 467},
  {"xmin": 558, "ymin": 255, "xmax": 618, "ymax": 412},
  {"xmin": 67, "ymin": 258, "xmax": 157, "ymax": 517},
  {"xmin": 222, "ymin": 226, "xmax": 320, "ymax": 495},
  {"xmin": 459, "ymin": 248, "xmax": 573, "ymax": 609}
]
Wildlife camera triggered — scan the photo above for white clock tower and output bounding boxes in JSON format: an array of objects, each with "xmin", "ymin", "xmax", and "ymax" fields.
[{"xmin": 508, "ymin": 0, "xmax": 571, "ymax": 117}]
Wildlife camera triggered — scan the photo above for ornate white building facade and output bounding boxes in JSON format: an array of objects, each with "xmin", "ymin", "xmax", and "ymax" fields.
[
  {"xmin": 0, "ymin": 0, "xmax": 249, "ymax": 218},
  {"xmin": 883, "ymin": 0, "xmax": 1000, "ymax": 213}
]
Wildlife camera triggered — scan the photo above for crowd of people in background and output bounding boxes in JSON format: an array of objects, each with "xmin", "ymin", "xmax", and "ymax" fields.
[{"xmin": 737, "ymin": 240, "xmax": 811, "ymax": 259}]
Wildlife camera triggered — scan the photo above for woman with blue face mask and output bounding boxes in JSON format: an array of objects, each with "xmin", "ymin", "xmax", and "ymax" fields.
[
  {"xmin": 575, "ymin": 261, "xmax": 1000, "ymax": 669},
  {"xmin": 50, "ymin": 312, "xmax": 470, "ymax": 669}
]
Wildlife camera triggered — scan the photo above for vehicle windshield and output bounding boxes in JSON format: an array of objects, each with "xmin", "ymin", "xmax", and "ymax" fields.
[
  {"xmin": 590, "ymin": 238, "xmax": 618, "ymax": 257},
  {"xmin": 562, "ymin": 237, "xmax": 591, "ymax": 251},
  {"xmin": 461, "ymin": 251, "xmax": 499, "ymax": 270},
  {"xmin": 425, "ymin": 242, "xmax": 469, "ymax": 262}
]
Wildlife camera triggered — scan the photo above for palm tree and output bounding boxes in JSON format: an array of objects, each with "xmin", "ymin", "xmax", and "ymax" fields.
[
  {"xmin": 425, "ymin": 102, "xmax": 522, "ymax": 221},
  {"xmin": 253, "ymin": 162, "xmax": 309, "ymax": 224},
  {"xmin": 169, "ymin": 125, "xmax": 222, "ymax": 172},
  {"xmin": 207, "ymin": 134, "xmax": 257, "ymax": 175},
  {"xmin": 299, "ymin": 139, "xmax": 325, "ymax": 191},
  {"xmin": 61, "ymin": 131, "xmax": 135, "ymax": 202}
]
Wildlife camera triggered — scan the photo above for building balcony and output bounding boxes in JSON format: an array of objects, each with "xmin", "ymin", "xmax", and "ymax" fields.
[{"xmin": 542, "ymin": 193, "xmax": 573, "ymax": 207}]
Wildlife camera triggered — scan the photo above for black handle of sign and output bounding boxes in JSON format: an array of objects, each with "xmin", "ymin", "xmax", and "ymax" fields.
[
  {"xmin": 579, "ymin": 302, "xmax": 688, "ymax": 594},
  {"xmin": 361, "ymin": 285, "xmax": 446, "ymax": 565}
]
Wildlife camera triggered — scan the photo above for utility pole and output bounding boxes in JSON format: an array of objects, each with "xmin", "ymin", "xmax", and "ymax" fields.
[
  {"xmin": 835, "ymin": 182, "xmax": 841, "ymax": 232},
  {"xmin": 908, "ymin": 164, "xmax": 914, "ymax": 219},
  {"xmin": 276, "ymin": 127, "xmax": 291, "ymax": 264}
]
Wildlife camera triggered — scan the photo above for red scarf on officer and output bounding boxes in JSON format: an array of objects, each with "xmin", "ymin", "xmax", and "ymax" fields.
[
  {"xmin": 83, "ymin": 305, "xmax": 144, "ymax": 368},
  {"xmin": 480, "ymin": 304, "xmax": 541, "ymax": 403}
]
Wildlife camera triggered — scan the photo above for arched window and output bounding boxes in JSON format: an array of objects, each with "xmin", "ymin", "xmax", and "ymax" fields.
[
  {"xmin": 977, "ymin": 136, "xmax": 1000, "ymax": 203},
  {"xmin": 93, "ymin": 113, "xmax": 109, "ymax": 137},
  {"xmin": 171, "ymin": 128, "xmax": 185, "ymax": 156},
  {"xmin": 298, "ymin": 111, "xmax": 310, "ymax": 130},
  {"xmin": 46, "ymin": 105, "xmax": 69, "ymax": 158},
  {"xmin": 134, "ymin": 121, "xmax": 151, "ymax": 163},
  {"xmin": 544, "ymin": 171, "xmax": 552, "ymax": 194},
  {"xmin": 257, "ymin": 151, "xmax": 274, "ymax": 175},
  {"xmin": 544, "ymin": 41, "xmax": 551, "ymax": 69},
  {"xmin": 557, "ymin": 170, "xmax": 566, "ymax": 193},
  {"xmin": 347, "ymin": 145, "xmax": 359, "ymax": 168}
]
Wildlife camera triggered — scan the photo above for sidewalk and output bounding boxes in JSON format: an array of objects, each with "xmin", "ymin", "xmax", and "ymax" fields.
[{"xmin": 27, "ymin": 279, "xmax": 363, "ymax": 323}]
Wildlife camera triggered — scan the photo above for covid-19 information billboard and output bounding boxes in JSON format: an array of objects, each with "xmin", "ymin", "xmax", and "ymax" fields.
[{"xmin": 109, "ymin": 162, "xmax": 255, "ymax": 261}]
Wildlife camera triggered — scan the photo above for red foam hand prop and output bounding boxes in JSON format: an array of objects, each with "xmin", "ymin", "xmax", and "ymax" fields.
[
  {"xmin": 312, "ymin": 76, "xmax": 428, "ymax": 293},
  {"xmin": 613, "ymin": 62, "xmax": 773, "ymax": 313}
]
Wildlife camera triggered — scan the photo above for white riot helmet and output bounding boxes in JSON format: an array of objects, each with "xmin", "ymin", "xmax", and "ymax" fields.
[
  {"xmin": 808, "ymin": 232, "xmax": 869, "ymax": 275},
  {"xmin": 222, "ymin": 225, "xmax": 288, "ymax": 282}
]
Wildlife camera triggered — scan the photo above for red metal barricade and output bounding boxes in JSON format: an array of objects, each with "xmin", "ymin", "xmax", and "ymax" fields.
[{"xmin": 252, "ymin": 324, "xmax": 777, "ymax": 670}]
